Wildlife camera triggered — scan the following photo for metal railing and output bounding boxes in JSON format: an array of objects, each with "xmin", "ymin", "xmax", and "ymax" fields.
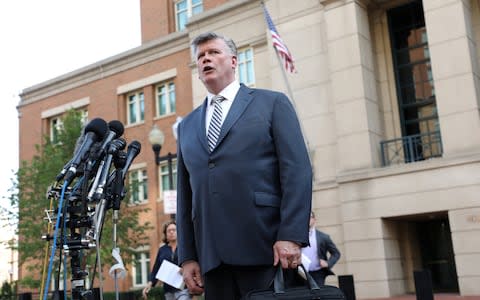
[{"xmin": 380, "ymin": 131, "xmax": 442, "ymax": 166}]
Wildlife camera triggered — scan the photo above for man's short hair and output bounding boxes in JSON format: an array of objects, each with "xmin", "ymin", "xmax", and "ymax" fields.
[{"xmin": 191, "ymin": 32, "xmax": 237, "ymax": 58}]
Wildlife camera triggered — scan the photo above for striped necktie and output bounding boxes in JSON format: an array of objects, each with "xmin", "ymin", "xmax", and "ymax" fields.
[{"xmin": 207, "ymin": 95, "xmax": 225, "ymax": 152}]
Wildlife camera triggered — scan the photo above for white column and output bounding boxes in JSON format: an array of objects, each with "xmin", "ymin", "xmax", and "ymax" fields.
[
  {"xmin": 449, "ymin": 208, "xmax": 480, "ymax": 295},
  {"xmin": 424, "ymin": 0, "xmax": 480, "ymax": 156},
  {"xmin": 323, "ymin": 0, "xmax": 383, "ymax": 172}
]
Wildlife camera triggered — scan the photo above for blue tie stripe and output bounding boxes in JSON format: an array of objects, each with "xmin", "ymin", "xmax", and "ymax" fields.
[{"xmin": 208, "ymin": 95, "xmax": 225, "ymax": 152}]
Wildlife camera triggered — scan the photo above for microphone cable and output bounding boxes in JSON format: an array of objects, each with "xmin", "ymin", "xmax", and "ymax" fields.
[
  {"xmin": 39, "ymin": 191, "xmax": 57, "ymax": 300},
  {"xmin": 42, "ymin": 180, "xmax": 68, "ymax": 300}
]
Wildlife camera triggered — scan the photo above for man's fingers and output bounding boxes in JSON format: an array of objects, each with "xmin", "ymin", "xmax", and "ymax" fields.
[
  {"xmin": 184, "ymin": 274, "xmax": 204, "ymax": 295},
  {"xmin": 193, "ymin": 270, "xmax": 204, "ymax": 287},
  {"xmin": 273, "ymin": 247, "xmax": 280, "ymax": 266},
  {"xmin": 189, "ymin": 285, "xmax": 204, "ymax": 295},
  {"xmin": 280, "ymin": 256, "xmax": 290, "ymax": 268}
]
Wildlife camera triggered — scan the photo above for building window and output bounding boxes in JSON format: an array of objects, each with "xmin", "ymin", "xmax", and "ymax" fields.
[
  {"xmin": 80, "ymin": 110, "xmax": 89, "ymax": 126},
  {"xmin": 49, "ymin": 110, "xmax": 88, "ymax": 143},
  {"xmin": 127, "ymin": 91, "xmax": 145, "ymax": 125},
  {"xmin": 156, "ymin": 82, "xmax": 176, "ymax": 117},
  {"xmin": 160, "ymin": 161, "xmax": 177, "ymax": 192},
  {"xmin": 175, "ymin": 0, "xmax": 203, "ymax": 31},
  {"xmin": 382, "ymin": 0, "xmax": 442, "ymax": 165},
  {"xmin": 237, "ymin": 48, "xmax": 255, "ymax": 87},
  {"xmin": 132, "ymin": 251, "xmax": 150, "ymax": 287},
  {"xmin": 50, "ymin": 117, "xmax": 63, "ymax": 143},
  {"xmin": 129, "ymin": 169, "xmax": 148, "ymax": 204}
]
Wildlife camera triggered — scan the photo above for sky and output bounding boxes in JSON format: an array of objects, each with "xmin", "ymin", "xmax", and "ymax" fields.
[{"xmin": 0, "ymin": 0, "xmax": 141, "ymax": 283}]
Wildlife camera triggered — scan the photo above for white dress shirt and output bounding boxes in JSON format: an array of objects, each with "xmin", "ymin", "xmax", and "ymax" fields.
[
  {"xmin": 302, "ymin": 228, "xmax": 321, "ymax": 271},
  {"xmin": 205, "ymin": 80, "xmax": 240, "ymax": 136}
]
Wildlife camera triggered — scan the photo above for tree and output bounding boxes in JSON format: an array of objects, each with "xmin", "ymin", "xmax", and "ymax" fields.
[
  {"xmin": 8, "ymin": 110, "xmax": 152, "ymax": 290},
  {"xmin": 0, "ymin": 281, "xmax": 15, "ymax": 300}
]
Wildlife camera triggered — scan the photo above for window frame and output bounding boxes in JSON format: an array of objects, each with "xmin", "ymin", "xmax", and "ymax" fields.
[
  {"xmin": 128, "ymin": 169, "xmax": 148, "ymax": 205},
  {"xmin": 49, "ymin": 109, "xmax": 88, "ymax": 143},
  {"xmin": 126, "ymin": 90, "xmax": 145, "ymax": 125},
  {"xmin": 174, "ymin": 0, "xmax": 203, "ymax": 31},
  {"xmin": 50, "ymin": 117, "xmax": 63, "ymax": 144},
  {"xmin": 160, "ymin": 159, "xmax": 178, "ymax": 193},
  {"xmin": 131, "ymin": 249, "xmax": 150, "ymax": 287},
  {"xmin": 237, "ymin": 47, "xmax": 256, "ymax": 87},
  {"xmin": 155, "ymin": 81, "xmax": 176, "ymax": 117}
]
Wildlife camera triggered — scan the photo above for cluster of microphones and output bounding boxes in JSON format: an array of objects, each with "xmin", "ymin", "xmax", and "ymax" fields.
[
  {"xmin": 45, "ymin": 117, "xmax": 143, "ymax": 246},
  {"xmin": 55, "ymin": 118, "xmax": 141, "ymax": 195},
  {"xmin": 43, "ymin": 118, "xmax": 142, "ymax": 300}
]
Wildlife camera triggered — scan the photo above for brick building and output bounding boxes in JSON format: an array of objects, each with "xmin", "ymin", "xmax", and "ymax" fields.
[{"xmin": 18, "ymin": 0, "xmax": 480, "ymax": 298}]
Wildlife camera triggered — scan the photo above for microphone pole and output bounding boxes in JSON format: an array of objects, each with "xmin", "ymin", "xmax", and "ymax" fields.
[{"xmin": 112, "ymin": 140, "xmax": 141, "ymax": 300}]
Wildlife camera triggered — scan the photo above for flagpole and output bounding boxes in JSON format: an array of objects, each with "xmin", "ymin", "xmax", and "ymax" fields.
[
  {"xmin": 261, "ymin": 0, "xmax": 314, "ymax": 172},
  {"xmin": 274, "ymin": 50, "xmax": 314, "ymax": 170}
]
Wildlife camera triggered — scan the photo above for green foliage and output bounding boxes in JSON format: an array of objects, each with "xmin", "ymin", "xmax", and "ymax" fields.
[
  {"xmin": 0, "ymin": 281, "xmax": 15, "ymax": 300},
  {"xmin": 8, "ymin": 110, "xmax": 152, "ymax": 289}
]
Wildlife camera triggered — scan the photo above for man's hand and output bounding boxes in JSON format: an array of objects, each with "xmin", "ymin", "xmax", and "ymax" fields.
[
  {"xmin": 181, "ymin": 260, "xmax": 204, "ymax": 295},
  {"xmin": 273, "ymin": 241, "xmax": 301, "ymax": 269},
  {"xmin": 319, "ymin": 259, "xmax": 329, "ymax": 268},
  {"xmin": 142, "ymin": 281, "xmax": 152, "ymax": 299}
]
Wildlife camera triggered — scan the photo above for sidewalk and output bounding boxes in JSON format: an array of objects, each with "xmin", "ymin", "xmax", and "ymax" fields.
[{"xmin": 361, "ymin": 293, "xmax": 480, "ymax": 300}]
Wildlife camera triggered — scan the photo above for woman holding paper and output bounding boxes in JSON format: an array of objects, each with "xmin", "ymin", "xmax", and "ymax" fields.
[{"xmin": 142, "ymin": 221, "xmax": 192, "ymax": 300}]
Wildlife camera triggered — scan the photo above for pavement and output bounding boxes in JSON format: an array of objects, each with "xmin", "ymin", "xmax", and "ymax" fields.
[{"xmin": 360, "ymin": 293, "xmax": 480, "ymax": 300}]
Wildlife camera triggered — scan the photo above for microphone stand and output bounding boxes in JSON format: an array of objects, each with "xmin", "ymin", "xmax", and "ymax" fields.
[
  {"xmin": 110, "ymin": 169, "xmax": 125, "ymax": 300},
  {"xmin": 42, "ymin": 127, "xmax": 138, "ymax": 300}
]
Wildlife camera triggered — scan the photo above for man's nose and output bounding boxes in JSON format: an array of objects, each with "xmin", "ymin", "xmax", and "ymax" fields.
[{"xmin": 202, "ymin": 53, "xmax": 212, "ymax": 62}]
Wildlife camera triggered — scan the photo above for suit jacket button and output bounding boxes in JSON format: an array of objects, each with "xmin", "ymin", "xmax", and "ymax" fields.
[{"xmin": 208, "ymin": 162, "xmax": 215, "ymax": 168}]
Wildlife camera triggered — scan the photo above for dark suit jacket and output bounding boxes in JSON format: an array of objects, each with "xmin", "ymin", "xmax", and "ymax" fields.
[
  {"xmin": 148, "ymin": 244, "xmax": 179, "ymax": 293},
  {"xmin": 315, "ymin": 230, "xmax": 341, "ymax": 275},
  {"xmin": 176, "ymin": 84, "xmax": 312, "ymax": 274}
]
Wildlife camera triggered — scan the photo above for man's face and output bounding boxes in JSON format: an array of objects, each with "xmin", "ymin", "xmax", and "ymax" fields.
[{"xmin": 195, "ymin": 38, "xmax": 237, "ymax": 94}]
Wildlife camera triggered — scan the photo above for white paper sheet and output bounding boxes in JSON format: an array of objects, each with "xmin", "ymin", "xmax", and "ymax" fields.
[
  {"xmin": 155, "ymin": 260, "xmax": 185, "ymax": 289},
  {"xmin": 298, "ymin": 253, "xmax": 312, "ymax": 280},
  {"xmin": 109, "ymin": 247, "xmax": 127, "ymax": 279}
]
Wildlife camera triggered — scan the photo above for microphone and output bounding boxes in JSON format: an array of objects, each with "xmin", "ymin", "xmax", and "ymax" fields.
[
  {"xmin": 57, "ymin": 120, "xmax": 110, "ymax": 182},
  {"xmin": 63, "ymin": 118, "xmax": 109, "ymax": 185},
  {"xmin": 120, "ymin": 141, "xmax": 142, "ymax": 180},
  {"xmin": 94, "ymin": 120, "xmax": 125, "ymax": 161},
  {"xmin": 89, "ymin": 138, "xmax": 127, "ymax": 202}
]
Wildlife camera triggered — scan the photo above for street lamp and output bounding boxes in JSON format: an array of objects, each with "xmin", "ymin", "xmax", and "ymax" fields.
[{"xmin": 148, "ymin": 122, "xmax": 179, "ymax": 219}]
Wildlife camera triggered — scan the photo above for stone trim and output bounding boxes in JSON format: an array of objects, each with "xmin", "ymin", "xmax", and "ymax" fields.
[
  {"xmin": 40, "ymin": 97, "xmax": 90, "ymax": 119},
  {"xmin": 116, "ymin": 68, "xmax": 177, "ymax": 95}
]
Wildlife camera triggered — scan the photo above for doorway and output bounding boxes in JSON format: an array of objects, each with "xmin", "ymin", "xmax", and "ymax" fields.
[{"xmin": 414, "ymin": 217, "xmax": 459, "ymax": 293}]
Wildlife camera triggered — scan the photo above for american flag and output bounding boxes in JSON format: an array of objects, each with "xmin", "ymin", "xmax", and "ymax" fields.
[{"xmin": 262, "ymin": 3, "xmax": 297, "ymax": 73}]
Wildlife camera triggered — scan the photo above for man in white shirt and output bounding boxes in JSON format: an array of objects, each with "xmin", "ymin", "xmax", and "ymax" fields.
[{"xmin": 302, "ymin": 211, "xmax": 341, "ymax": 285}]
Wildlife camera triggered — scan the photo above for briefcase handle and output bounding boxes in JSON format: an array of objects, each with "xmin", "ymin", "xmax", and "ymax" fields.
[{"xmin": 274, "ymin": 264, "xmax": 320, "ymax": 294}]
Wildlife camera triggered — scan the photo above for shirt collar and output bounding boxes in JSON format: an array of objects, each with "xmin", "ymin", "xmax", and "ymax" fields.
[{"xmin": 207, "ymin": 80, "xmax": 240, "ymax": 104}]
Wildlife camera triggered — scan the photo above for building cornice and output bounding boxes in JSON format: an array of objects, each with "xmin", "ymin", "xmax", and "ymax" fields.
[
  {"xmin": 18, "ymin": 31, "xmax": 190, "ymax": 107},
  {"xmin": 187, "ymin": 0, "xmax": 260, "ymax": 27},
  {"xmin": 337, "ymin": 151, "xmax": 480, "ymax": 184}
]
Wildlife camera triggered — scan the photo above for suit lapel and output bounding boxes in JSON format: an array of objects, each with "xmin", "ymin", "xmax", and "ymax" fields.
[
  {"xmin": 215, "ymin": 85, "xmax": 253, "ymax": 150},
  {"xmin": 196, "ymin": 98, "xmax": 209, "ymax": 153}
]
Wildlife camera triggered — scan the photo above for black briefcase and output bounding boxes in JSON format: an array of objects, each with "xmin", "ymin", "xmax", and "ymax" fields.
[{"xmin": 242, "ymin": 265, "xmax": 345, "ymax": 300}]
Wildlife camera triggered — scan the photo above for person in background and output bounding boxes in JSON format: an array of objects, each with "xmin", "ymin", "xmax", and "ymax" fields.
[
  {"xmin": 175, "ymin": 31, "xmax": 312, "ymax": 300},
  {"xmin": 142, "ymin": 221, "xmax": 192, "ymax": 300},
  {"xmin": 302, "ymin": 211, "xmax": 341, "ymax": 285}
]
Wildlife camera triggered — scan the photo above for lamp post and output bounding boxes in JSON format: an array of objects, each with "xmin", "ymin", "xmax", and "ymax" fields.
[{"xmin": 148, "ymin": 123, "xmax": 179, "ymax": 219}]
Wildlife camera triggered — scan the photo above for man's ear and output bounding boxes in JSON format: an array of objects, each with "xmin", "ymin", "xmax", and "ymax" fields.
[{"xmin": 231, "ymin": 55, "xmax": 237, "ymax": 68}]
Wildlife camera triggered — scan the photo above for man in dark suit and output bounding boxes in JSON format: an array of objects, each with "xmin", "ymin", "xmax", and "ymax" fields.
[
  {"xmin": 302, "ymin": 211, "xmax": 341, "ymax": 285},
  {"xmin": 176, "ymin": 32, "xmax": 312, "ymax": 299}
]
